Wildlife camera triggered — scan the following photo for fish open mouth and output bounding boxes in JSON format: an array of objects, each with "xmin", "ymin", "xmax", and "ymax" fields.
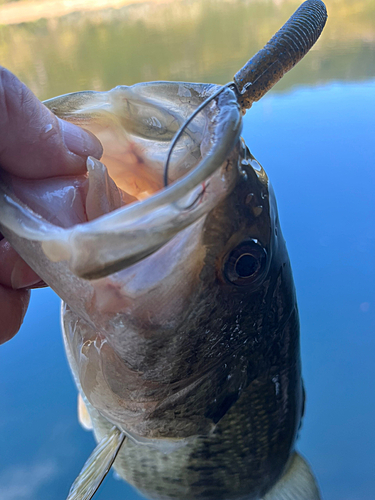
[{"xmin": 0, "ymin": 82, "xmax": 242, "ymax": 280}]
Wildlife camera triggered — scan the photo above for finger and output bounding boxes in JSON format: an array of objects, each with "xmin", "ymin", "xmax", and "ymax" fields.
[
  {"xmin": 0, "ymin": 67, "xmax": 103, "ymax": 179},
  {"xmin": 0, "ymin": 285, "xmax": 30, "ymax": 344},
  {"xmin": 0, "ymin": 239, "xmax": 41, "ymax": 289}
]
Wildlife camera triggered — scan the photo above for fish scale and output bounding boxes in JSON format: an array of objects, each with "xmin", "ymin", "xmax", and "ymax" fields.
[{"xmin": 85, "ymin": 336, "xmax": 301, "ymax": 500}]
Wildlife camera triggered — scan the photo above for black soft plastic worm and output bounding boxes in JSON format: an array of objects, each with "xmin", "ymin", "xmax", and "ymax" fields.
[{"xmin": 234, "ymin": 0, "xmax": 328, "ymax": 108}]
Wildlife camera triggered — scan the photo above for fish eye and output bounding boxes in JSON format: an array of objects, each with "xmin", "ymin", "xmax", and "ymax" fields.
[{"xmin": 223, "ymin": 240, "xmax": 267, "ymax": 287}]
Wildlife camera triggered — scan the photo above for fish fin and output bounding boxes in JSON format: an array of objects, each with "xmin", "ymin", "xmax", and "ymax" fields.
[
  {"xmin": 262, "ymin": 452, "xmax": 321, "ymax": 500},
  {"xmin": 66, "ymin": 427, "xmax": 126, "ymax": 500},
  {"xmin": 78, "ymin": 394, "xmax": 93, "ymax": 431}
]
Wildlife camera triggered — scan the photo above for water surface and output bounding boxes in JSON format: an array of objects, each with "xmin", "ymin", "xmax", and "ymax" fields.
[{"xmin": 0, "ymin": 1, "xmax": 374, "ymax": 499}]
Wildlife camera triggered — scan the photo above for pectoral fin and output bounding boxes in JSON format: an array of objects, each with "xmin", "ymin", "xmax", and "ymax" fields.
[
  {"xmin": 66, "ymin": 426, "xmax": 126, "ymax": 500},
  {"xmin": 262, "ymin": 452, "xmax": 321, "ymax": 500}
]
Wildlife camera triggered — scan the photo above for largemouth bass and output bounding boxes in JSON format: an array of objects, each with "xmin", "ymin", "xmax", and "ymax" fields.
[{"xmin": 0, "ymin": 1, "xmax": 327, "ymax": 499}]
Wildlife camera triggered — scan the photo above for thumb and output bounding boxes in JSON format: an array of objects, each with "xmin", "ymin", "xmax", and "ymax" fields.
[{"xmin": 0, "ymin": 67, "xmax": 102, "ymax": 179}]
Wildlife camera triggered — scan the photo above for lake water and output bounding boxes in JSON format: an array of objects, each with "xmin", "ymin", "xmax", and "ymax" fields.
[{"xmin": 0, "ymin": 1, "xmax": 374, "ymax": 499}]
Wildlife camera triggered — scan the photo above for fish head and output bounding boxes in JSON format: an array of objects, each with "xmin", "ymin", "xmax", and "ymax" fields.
[{"xmin": 0, "ymin": 82, "xmax": 295, "ymax": 444}]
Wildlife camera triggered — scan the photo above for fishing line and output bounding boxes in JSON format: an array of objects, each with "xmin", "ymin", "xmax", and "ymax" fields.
[{"xmin": 163, "ymin": 82, "xmax": 236, "ymax": 188}]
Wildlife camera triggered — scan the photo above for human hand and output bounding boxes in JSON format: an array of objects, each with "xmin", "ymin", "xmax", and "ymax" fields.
[{"xmin": 0, "ymin": 67, "xmax": 103, "ymax": 344}]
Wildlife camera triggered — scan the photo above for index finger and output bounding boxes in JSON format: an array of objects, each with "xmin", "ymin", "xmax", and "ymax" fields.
[{"xmin": 0, "ymin": 67, "xmax": 102, "ymax": 179}]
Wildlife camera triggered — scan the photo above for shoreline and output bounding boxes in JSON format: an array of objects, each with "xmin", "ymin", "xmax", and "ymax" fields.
[{"xmin": 0, "ymin": 0, "xmax": 173, "ymax": 25}]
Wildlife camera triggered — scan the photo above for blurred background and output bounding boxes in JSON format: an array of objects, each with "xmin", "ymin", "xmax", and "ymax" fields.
[{"xmin": 0, "ymin": 0, "xmax": 374, "ymax": 499}]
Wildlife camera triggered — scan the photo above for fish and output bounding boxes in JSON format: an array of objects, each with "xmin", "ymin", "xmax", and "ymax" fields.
[{"xmin": 0, "ymin": 1, "xmax": 327, "ymax": 499}]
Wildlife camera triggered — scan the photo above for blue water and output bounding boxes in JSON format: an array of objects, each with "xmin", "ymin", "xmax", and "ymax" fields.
[{"xmin": 1, "ymin": 81, "xmax": 374, "ymax": 500}]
